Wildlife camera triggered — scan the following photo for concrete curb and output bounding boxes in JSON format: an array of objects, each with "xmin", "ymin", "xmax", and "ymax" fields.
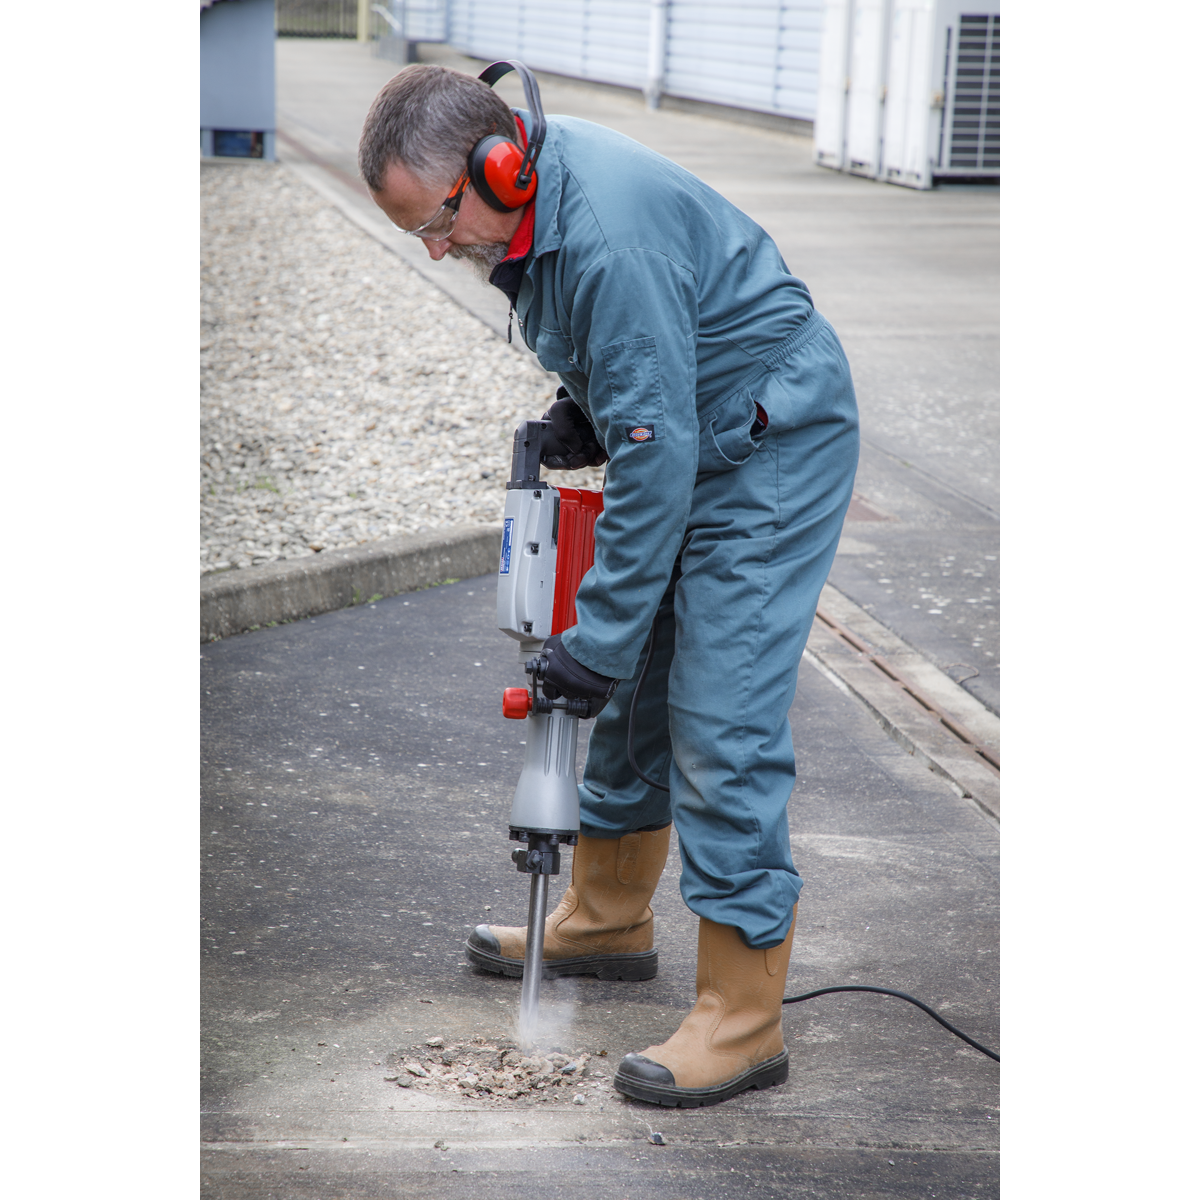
[{"xmin": 200, "ymin": 525, "xmax": 501, "ymax": 642}]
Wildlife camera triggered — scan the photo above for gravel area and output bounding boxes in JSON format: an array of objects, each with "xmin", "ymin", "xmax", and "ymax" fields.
[{"xmin": 200, "ymin": 161, "xmax": 605, "ymax": 575}]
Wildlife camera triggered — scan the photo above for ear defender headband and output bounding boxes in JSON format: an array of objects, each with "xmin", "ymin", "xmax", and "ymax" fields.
[{"xmin": 468, "ymin": 60, "xmax": 546, "ymax": 212}]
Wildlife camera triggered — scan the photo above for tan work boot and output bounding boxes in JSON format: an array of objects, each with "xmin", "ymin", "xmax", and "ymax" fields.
[
  {"xmin": 465, "ymin": 826, "xmax": 671, "ymax": 981},
  {"xmin": 614, "ymin": 908, "xmax": 797, "ymax": 1106}
]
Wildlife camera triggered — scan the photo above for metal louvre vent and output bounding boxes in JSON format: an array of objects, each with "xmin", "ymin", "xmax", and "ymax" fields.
[{"xmin": 947, "ymin": 13, "xmax": 999, "ymax": 171}]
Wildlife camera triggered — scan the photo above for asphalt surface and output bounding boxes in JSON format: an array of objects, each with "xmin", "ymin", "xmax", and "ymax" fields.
[
  {"xmin": 201, "ymin": 576, "xmax": 999, "ymax": 1198},
  {"xmin": 273, "ymin": 39, "xmax": 1000, "ymax": 713}
]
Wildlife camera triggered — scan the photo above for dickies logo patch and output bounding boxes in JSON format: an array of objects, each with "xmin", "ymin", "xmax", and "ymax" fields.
[{"xmin": 627, "ymin": 425, "xmax": 656, "ymax": 443}]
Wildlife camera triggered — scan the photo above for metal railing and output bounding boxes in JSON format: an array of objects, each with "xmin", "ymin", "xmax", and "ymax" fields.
[
  {"xmin": 369, "ymin": 2, "xmax": 448, "ymax": 63},
  {"xmin": 276, "ymin": 0, "xmax": 359, "ymax": 39},
  {"xmin": 371, "ymin": 3, "xmax": 402, "ymax": 34},
  {"xmin": 371, "ymin": 3, "xmax": 411, "ymax": 63}
]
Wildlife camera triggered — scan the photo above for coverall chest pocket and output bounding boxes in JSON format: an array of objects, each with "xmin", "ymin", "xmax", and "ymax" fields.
[
  {"xmin": 698, "ymin": 386, "xmax": 765, "ymax": 474},
  {"xmin": 532, "ymin": 329, "xmax": 577, "ymax": 376}
]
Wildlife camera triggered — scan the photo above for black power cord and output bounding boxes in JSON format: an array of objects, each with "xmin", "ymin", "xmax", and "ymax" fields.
[
  {"xmin": 625, "ymin": 608, "xmax": 1000, "ymax": 1065},
  {"xmin": 783, "ymin": 985, "xmax": 999, "ymax": 1062}
]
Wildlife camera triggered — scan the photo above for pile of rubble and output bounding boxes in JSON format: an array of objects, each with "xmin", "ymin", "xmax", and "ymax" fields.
[{"xmin": 385, "ymin": 1036, "xmax": 606, "ymax": 1103}]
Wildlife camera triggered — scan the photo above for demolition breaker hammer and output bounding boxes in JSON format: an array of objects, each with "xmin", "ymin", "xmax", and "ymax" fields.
[{"xmin": 494, "ymin": 420, "xmax": 603, "ymax": 1045}]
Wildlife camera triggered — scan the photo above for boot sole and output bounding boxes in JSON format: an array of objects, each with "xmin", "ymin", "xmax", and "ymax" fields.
[
  {"xmin": 613, "ymin": 1049, "xmax": 789, "ymax": 1107},
  {"xmin": 464, "ymin": 940, "xmax": 658, "ymax": 982}
]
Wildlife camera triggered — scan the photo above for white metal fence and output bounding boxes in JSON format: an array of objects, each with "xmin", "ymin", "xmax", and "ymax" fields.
[
  {"xmin": 445, "ymin": 1, "xmax": 824, "ymax": 122},
  {"xmin": 447, "ymin": 2, "xmax": 652, "ymax": 91},
  {"xmin": 660, "ymin": 1, "xmax": 823, "ymax": 119}
]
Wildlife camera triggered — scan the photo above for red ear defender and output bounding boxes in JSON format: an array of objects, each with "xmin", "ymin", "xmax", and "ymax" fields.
[
  {"xmin": 470, "ymin": 61, "xmax": 546, "ymax": 213},
  {"xmin": 468, "ymin": 133, "xmax": 538, "ymax": 211}
]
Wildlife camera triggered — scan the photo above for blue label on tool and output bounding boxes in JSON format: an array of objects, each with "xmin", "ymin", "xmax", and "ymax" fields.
[{"xmin": 499, "ymin": 517, "xmax": 514, "ymax": 575}]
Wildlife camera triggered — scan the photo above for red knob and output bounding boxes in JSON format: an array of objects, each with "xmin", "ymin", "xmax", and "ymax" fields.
[{"xmin": 502, "ymin": 688, "xmax": 533, "ymax": 719}]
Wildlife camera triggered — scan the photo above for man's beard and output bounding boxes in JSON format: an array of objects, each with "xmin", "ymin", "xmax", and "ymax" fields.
[{"xmin": 448, "ymin": 241, "xmax": 510, "ymax": 282}]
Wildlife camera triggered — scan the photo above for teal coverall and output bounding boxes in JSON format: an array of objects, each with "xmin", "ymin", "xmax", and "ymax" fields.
[{"xmin": 500, "ymin": 115, "xmax": 859, "ymax": 950}]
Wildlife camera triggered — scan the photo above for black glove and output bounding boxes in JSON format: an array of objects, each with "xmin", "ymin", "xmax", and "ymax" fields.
[
  {"xmin": 540, "ymin": 633, "xmax": 618, "ymax": 718},
  {"xmin": 540, "ymin": 390, "xmax": 609, "ymax": 471}
]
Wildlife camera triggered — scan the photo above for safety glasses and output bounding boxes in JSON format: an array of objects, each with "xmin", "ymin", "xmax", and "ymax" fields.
[{"xmin": 399, "ymin": 171, "xmax": 470, "ymax": 241}]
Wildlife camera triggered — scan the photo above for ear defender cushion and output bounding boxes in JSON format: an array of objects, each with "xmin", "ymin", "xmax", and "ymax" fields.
[{"xmin": 468, "ymin": 134, "xmax": 538, "ymax": 211}]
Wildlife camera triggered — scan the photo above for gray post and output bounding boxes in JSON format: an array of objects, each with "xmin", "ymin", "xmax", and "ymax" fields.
[{"xmin": 645, "ymin": 0, "xmax": 669, "ymax": 110}]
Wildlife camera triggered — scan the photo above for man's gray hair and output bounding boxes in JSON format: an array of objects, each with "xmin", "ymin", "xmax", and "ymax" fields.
[{"xmin": 358, "ymin": 64, "xmax": 518, "ymax": 192}]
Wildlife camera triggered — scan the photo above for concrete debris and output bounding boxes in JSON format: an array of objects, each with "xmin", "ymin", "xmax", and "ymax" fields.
[
  {"xmin": 200, "ymin": 163, "xmax": 605, "ymax": 576},
  {"xmin": 386, "ymin": 1041, "xmax": 600, "ymax": 1103}
]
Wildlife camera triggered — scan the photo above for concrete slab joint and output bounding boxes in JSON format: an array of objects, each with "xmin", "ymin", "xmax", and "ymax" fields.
[
  {"xmin": 200, "ymin": 525, "xmax": 501, "ymax": 642},
  {"xmin": 807, "ymin": 583, "xmax": 1001, "ymax": 822}
]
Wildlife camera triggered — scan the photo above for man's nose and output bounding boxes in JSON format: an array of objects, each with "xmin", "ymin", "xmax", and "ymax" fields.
[{"xmin": 425, "ymin": 238, "xmax": 451, "ymax": 261}]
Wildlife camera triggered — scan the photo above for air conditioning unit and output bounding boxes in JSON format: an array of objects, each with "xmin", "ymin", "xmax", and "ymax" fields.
[{"xmin": 815, "ymin": 0, "xmax": 999, "ymax": 189}]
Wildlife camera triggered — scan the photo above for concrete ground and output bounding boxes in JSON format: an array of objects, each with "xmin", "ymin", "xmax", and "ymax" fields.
[
  {"xmin": 273, "ymin": 39, "xmax": 999, "ymax": 713},
  {"xmin": 201, "ymin": 578, "xmax": 999, "ymax": 1198}
]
